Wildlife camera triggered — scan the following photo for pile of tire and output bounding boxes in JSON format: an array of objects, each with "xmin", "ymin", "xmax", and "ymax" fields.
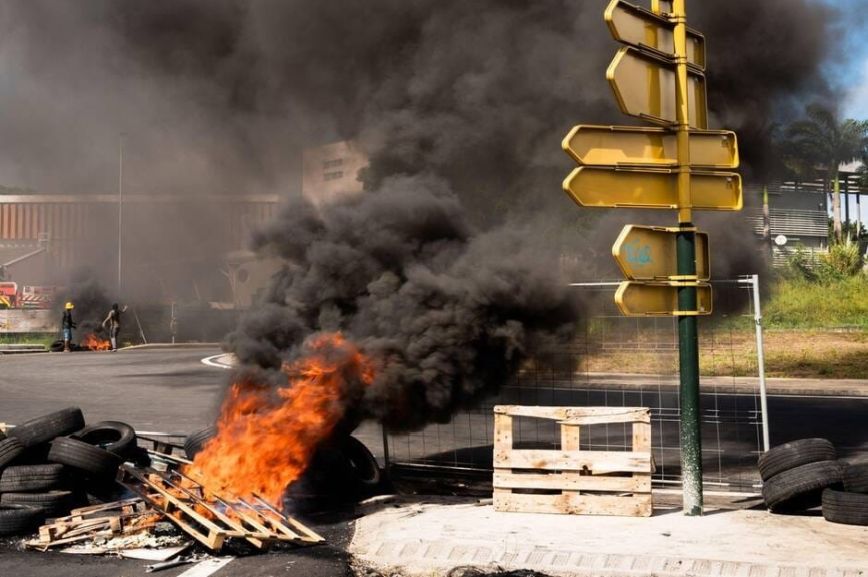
[
  {"xmin": 759, "ymin": 437, "xmax": 868, "ymax": 526},
  {"xmin": 0, "ymin": 407, "xmax": 146, "ymax": 537}
]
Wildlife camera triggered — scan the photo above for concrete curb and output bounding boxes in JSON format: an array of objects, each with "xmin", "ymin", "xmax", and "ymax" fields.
[
  {"xmin": 561, "ymin": 372, "xmax": 868, "ymax": 398},
  {"xmin": 0, "ymin": 344, "xmax": 47, "ymax": 354},
  {"xmin": 120, "ymin": 342, "xmax": 222, "ymax": 351}
]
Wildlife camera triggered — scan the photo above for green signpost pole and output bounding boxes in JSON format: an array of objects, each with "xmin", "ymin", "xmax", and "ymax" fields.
[
  {"xmin": 672, "ymin": 0, "xmax": 704, "ymax": 516},
  {"xmin": 677, "ymin": 229, "xmax": 703, "ymax": 515}
]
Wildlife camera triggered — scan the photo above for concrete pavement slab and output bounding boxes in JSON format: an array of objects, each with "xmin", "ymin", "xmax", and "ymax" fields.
[{"xmin": 350, "ymin": 495, "xmax": 868, "ymax": 577}]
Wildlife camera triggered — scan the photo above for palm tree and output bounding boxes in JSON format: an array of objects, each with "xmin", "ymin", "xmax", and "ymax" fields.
[{"xmin": 783, "ymin": 104, "xmax": 868, "ymax": 243}]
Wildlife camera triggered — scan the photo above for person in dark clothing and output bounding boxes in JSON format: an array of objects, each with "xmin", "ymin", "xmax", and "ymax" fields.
[
  {"xmin": 62, "ymin": 302, "xmax": 76, "ymax": 352},
  {"xmin": 101, "ymin": 303, "xmax": 127, "ymax": 351}
]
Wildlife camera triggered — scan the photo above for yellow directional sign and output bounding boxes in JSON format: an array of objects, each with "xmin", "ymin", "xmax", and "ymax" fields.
[
  {"xmin": 615, "ymin": 281, "xmax": 713, "ymax": 316},
  {"xmin": 562, "ymin": 125, "xmax": 739, "ymax": 170},
  {"xmin": 607, "ymin": 47, "xmax": 707, "ymax": 128},
  {"xmin": 612, "ymin": 225, "xmax": 709, "ymax": 281},
  {"xmin": 563, "ymin": 167, "xmax": 742, "ymax": 210},
  {"xmin": 605, "ymin": 0, "xmax": 705, "ymax": 69}
]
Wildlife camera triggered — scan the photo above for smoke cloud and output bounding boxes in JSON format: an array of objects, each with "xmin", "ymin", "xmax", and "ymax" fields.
[
  {"xmin": 0, "ymin": 1, "xmax": 850, "ymax": 426},
  {"xmin": 230, "ymin": 176, "xmax": 579, "ymax": 430}
]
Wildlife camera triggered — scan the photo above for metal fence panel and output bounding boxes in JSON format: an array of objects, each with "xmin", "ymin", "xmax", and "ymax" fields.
[{"xmin": 381, "ymin": 277, "xmax": 766, "ymax": 493}]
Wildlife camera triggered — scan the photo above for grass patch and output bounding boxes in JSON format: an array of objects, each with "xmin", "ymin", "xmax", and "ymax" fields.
[
  {"xmin": 764, "ymin": 276, "xmax": 868, "ymax": 330},
  {"xmin": 579, "ymin": 327, "xmax": 868, "ymax": 379},
  {"xmin": 0, "ymin": 332, "xmax": 56, "ymax": 348}
]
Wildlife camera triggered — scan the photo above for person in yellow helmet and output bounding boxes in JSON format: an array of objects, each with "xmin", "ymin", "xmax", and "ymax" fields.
[{"xmin": 62, "ymin": 302, "xmax": 77, "ymax": 352}]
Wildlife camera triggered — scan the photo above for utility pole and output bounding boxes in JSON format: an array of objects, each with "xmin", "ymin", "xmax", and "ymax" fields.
[{"xmin": 118, "ymin": 133, "xmax": 124, "ymax": 297}]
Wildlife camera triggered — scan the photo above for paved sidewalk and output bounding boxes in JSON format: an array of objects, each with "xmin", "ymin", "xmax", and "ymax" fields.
[{"xmin": 350, "ymin": 494, "xmax": 868, "ymax": 577}]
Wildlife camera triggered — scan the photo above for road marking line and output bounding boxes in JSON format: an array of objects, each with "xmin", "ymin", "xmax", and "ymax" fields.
[
  {"xmin": 201, "ymin": 354, "xmax": 234, "ymax": 370},
  {"xmin": 176, "ymin": 557, "xmax": 234, "ymax": 577}
]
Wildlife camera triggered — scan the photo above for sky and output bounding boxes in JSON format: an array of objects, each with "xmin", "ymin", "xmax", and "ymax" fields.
[
  {"xmin": 821, "ymin": 0, "xmax": 868, "ymax": 231},
  {"xmin": 829, "ymin": 0, "xmax": 868, "ymax": 119}
]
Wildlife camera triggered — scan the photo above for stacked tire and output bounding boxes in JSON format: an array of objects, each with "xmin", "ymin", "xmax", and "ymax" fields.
[
  {"xmin": 822, "ymin": 461, "xmax": 868, "ymax": 527},
  {"xmin": 759, "ymin": 438, "xmax": 868, "ymax": 526},
  {"xmin": 0, "ymin": 408, "xmax": 138, "ymax": 537}
]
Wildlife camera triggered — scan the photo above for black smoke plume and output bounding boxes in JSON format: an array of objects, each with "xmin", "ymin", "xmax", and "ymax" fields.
[{"xmin": 229, "ymin": 176, "xmax": 579, "ymax": 431}]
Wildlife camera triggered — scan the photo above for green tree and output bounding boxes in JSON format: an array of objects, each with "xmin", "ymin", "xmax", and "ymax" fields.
[{"xmin": 783, "ymin": 104, "xmax": 868, "ymax": 243}]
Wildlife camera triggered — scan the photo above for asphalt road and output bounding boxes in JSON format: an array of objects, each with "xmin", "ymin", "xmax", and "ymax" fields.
[{"xmin": 0, "ymin": 347, "xmax": 227, "ymax": 432}]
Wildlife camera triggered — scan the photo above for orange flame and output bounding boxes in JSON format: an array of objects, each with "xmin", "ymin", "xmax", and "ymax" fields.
[
  {"xmin": 184, "ymin": 332, "xmax": 374, "ymax": 508},
  {"xmin": 82, "ymin": 333, "xmax": 111, "ymax": 351}
]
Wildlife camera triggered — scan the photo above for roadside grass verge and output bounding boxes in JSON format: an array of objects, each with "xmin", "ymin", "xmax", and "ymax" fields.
[
  {"xmin": 764, "ymin": 276, "xmax": 868, "ymax": 330},
  {"xmin": 580, "ymin": 328, "xmax": 868, "ymax": 379}
]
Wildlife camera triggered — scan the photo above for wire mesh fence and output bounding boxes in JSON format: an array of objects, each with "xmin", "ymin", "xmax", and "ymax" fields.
[{"xmin": 379, "ymin": 277, "xmax": 766, "ymax": 493}]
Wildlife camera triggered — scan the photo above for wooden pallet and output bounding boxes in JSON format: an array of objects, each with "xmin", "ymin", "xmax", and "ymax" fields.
[
  {"xmin": 26, "ymin": 498, "xmax": 159, "ymax": 550},
  {"xmin": 117, "ymin": 464, "xmax": 324, "ymax": 551},
  {"xmin": 492, "ymin": 405, "xmax": 653, "ymax": 517}
]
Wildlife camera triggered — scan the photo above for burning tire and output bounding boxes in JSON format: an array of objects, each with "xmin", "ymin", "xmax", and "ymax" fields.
[
  {"xmin": 822, "ymin": 488, "xmax": 868, "ymax": 526},
  {"xmin": 762, "ymin": 460, "xmax": 844, "ymax": 512},
  {"xmin": 0, "ymin": 437, "xmax": 24, "ymax": 470},
  {"xmin": 47, "ymin": 437, "xmax": 122, "ymax": 480},
  {"xmin": 842, "ymin": 461, "xmax": 868, "ymax": 494},
  {"xmin": 342, "ymin": 436, "xmax": 381, "ymax": 490},
  {"xmin": 73, "ymin": 421, "xmax": 137, "ymax": 458},
  {"xmin": 8, "ymin": 407, "xmax": 85, "ymax": 448},
  {"xmin": 757, "ymin": 438, "xmax": 836, "ymax": 481},
  {"xmin": 0, "ymin": 464, "xmax": 66, "ymax": 492},
  {"xmin": 1, "ymin": 490, "xmax": 74, "ymax": 517},
  {"xmin": 184, "ymin": 426, "xmax": 217, "ymax": 460},
  {"xmin": 0, "ymin": 504, "xmax": 44, "ymax": 536}
]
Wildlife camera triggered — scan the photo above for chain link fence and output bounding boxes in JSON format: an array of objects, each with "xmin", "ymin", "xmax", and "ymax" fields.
[{"xmin": 373, "ymin": 277, "xmax": 767, "ymax": 493}]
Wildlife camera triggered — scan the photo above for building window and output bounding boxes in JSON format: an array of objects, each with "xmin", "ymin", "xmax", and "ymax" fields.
[
  {"xmin": 323, "ymin": 158, "xmax": 344, "ymax": 169},
  {"xmin": 324, "ymin": 171, "xmax": 344, "ymax": 181}
]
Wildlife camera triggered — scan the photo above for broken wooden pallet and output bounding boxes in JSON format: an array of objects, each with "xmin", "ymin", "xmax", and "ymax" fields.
[
  {"xmin": 117, "ymin": 464, "xmax": 324, "ymax": 551},
  {"xmin": 492, "ymin": 405, "xmax": 653, "ymax": 517},
  {"xmin": 26, "ymin": 498, "xmax": 160, "ymax": 550}
]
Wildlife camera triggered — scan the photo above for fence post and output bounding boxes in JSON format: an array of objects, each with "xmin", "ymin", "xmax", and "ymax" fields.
[{"xmin": 749, "ymin": 274, "xmax": 770, "ymax": 451}]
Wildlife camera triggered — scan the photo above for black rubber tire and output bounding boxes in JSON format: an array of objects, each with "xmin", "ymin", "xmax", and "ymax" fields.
[
  {"xmin": 762, "ymin": 460, "xmax": 844, "ymax": 512},
  {"xmin": 757, "ymin": 438, "xmax": 836, "ymax": 481},
  {"xmin": 8, "ymin": 407, "xmax": 85, "ymax": 448},
  {"xmin": 184, "ymin": 426, "xmax": 217, "ymax": 460},
  {"xmin": 0, "ymin": 504, "xmax": 44, "ymax": 536},
  {"xmin": 0, "ymin": 437, "xmax": 24, "ymax": 469},
  {"xmin": 342, "ymin": 436, "xmax": 381, "ymax": 489},
  {"xmin": 0, "ymin": 464, "xmax": 66, "ymax": 492},
  {"xmin": 822, "ymin": 488, "xmax": 868, "ymax": 526},
  {"xmin": 125, "ymin": 446, "xmax": 151, "ymax": 468},
  {"xmin": 73, "ymin": 421, "xmax": 137, "ymax": 458},
  {"xmin": 1, "ymin": 490, "xmax": 74, "ymax": 516},
  {"xmin": 47, "ymin": 437, "xmax": 122, "ymax": 480},
  {"xmin": 841, "ymin": 461, "xmax": 868, "ymax": 494}
]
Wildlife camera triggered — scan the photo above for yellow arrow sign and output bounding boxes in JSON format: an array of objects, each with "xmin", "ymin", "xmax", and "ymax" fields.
[
  {"xmin": 562, "ymin": 125, "xmax": 739, "ymax": 170},
  {"xmin": 563, "ymin": 167, "xmax": 742, "ymax": 210},
  {"xmin": 605, "ymin": 0, "xmax": 706, "ymax": 69},
  {"xmin": 612, "ymin": 225, "xmax": 710, "ymax": 281},
  {"xmin": 607, "ymin": 47, "xmax": 707, "ymax": 128},
  {"xmin": 615, "ymin": 281, "xmax": 713, "ymax": 316}
]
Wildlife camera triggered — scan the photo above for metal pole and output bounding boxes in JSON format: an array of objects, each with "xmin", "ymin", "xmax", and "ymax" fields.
[
  {"xmin": 749, "ymin": 274, "xmax": 770, "ymax": 452},
  {"xmin": 117, "ymin": 134, "xmax": 124, "ymax": 297},
  {"xmin": 381, "ymin": 424, "xmax": 391, "ymax": 474},
  {"xmin": 672, "ymin": 0, "xmax": 703, "ymax": 516}
]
